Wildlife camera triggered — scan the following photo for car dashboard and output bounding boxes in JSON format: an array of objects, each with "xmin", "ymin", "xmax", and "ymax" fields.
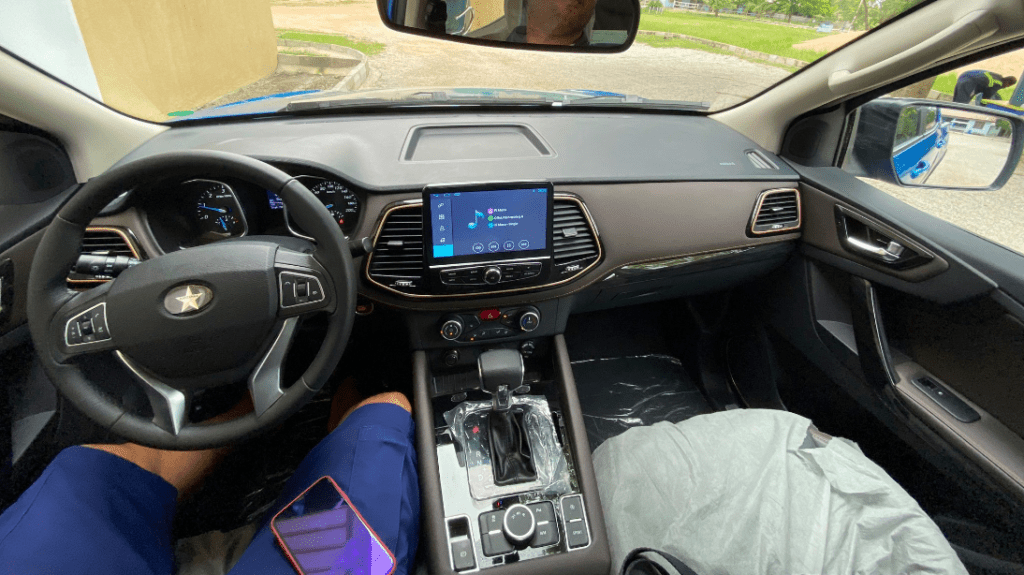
[
  {"xmin": 57, "ymin": 110, "xmax": 804, "ymax": 575},
  {"xmin": 82, "ymin": 112, "xmax": 801, "ymax": 320}
]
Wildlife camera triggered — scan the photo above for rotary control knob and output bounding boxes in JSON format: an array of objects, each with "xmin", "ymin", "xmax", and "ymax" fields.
[
  {"xmin": 440, "ymin": 317, "xmax": 463, "ymax": 341},
  {"xmin": 483, "ymin": 266, "xmax": 502, "ymax": 285},
  {"xmin": 502, "ymin": 504, "xmax": 536, "ymax": 546},
  {"xmin": 518, "ymin": 309, "xmax": 540, "ymax": 332}
]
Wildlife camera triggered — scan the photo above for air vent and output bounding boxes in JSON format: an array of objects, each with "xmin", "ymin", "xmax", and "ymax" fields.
[
  {"xmin": 81, "ymin": 229, "xmax": 136, "ymax": 257},
  {"xmin": 552, "ymin": 198, "xmax": 600, "ymax": 275},
  {"xmin": 746, "ymin": 150, "xmax": 779, "ymax": 170},
  {"xmin": 750, "ymin": 189, "xmax": 801, "ymax": 235},
  {"xmin": 367, "ymin": 205, "xmax": 426, "ymax": 294},
  {"xmin": 68, "ymin": 228, "xmax": 141, "ymax": 285}
]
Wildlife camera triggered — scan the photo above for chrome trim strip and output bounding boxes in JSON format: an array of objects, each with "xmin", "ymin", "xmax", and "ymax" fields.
[
  {"xmin": 363, "ymin": 193, "xmax": 603, "ymax": 299},
  {"xmin": 115, "ymin": 350, "xmax": 188, "ymax": 436},
  {"xmin": 431, "ymin": 256, "xmax": 550, "ymax": 270},
  {"xmin": 749, "ymin": 187, "xmax": 801, "ymax": 236}
]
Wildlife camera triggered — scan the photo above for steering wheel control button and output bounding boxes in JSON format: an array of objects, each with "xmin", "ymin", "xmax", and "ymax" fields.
[
  {"xmin": 450, "ymin": 538, "xmax": 475, "ymax": 571},
  {"xmin": 528, "ymin": 502, "xmax": 558, "ymax": 548},
  {"xmin": 278, "ymin": 272, "xmax": 326, "ymax": 309},
  {"xmin": 502, "ymin": 504, "xmax": 536, "ymax": 546},
  {"xmin": 65, "ymin": 303, "xmax": 111, "ymax": 347}
]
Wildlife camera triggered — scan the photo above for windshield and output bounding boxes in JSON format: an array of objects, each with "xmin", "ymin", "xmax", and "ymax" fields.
[{"xmin": 1, "ymin": 0, "xmax": 928, "ymax": 122}]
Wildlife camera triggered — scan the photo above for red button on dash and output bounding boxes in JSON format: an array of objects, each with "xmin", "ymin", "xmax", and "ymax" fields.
[{"xmin": 479, "ymin": 309, "xmax": 501, "ymax": 321}]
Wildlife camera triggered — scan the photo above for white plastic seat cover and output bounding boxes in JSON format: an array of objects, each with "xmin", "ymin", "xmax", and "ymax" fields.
[{"xmin": 593, "ymin": 409, "xmax": 967, "ymax": 575}]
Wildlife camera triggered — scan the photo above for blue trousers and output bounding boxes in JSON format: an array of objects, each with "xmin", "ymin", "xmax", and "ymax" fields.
[{"xmin": 0, "ymin": 403, "xmax": 419, "ymax": 575}]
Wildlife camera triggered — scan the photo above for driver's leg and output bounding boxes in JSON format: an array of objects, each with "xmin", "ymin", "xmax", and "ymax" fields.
[
  {"xmin": 227, "ymin": 391, "xmax": 419, "ymax": 575},
  {"xmin": 0, "ymin": 399, "xmax": 251, "ymax": 575}
]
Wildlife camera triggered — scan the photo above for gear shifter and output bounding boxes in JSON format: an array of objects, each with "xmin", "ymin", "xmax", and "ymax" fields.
[{"xmin": 477, "ymin": 350, "xmax": 537, "ymax": 485}]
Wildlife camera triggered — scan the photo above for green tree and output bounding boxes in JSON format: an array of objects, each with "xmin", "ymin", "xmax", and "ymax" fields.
[
  {"xmin": 780, "ymin": 0, "xmax": 833, "ymax": 22},
  {"xmin": 705, "ymin": 0, "xmax": 737, "ymax": 16}
]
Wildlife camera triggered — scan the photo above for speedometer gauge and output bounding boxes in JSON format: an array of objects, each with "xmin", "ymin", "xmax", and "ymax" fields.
[
  {"xmin": 287, "ymin": 176, "xmax": 361, "ymax": 237},
  {"xmin": 192, "ymin": 181, "xmax": 247, "ymax": 238}
]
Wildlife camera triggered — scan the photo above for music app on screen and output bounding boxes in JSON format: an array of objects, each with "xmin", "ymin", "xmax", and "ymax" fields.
[{"xmin": 430, "ymin": 188, "xmax": 547, "ymax": 259}]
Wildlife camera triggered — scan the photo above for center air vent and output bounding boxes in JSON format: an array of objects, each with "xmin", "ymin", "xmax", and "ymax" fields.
[
  {"xmin": 750, "ymin": 189, "xmax": 801, "ymax": 235},
  {"xmin": 552, "ymin": 198, "xmax": 600, "ymax": 275},
  {"xmin": 68, "ymin": 228, "xmax": 141, "ymax": 285},
  {"xmin": 367, "ymin": 204, "xmax": 426, "ymax": 294}
]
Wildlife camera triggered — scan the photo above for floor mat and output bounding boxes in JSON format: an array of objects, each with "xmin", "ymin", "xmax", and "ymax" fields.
[{"xmin": 571, "ymin": 354, "xmax": 713, "ymax": 451}]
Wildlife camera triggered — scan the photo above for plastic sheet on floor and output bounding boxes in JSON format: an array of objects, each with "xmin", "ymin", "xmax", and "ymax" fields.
[
  {"xmin": 570, "ymin": 354, "xmax": 712, "ymax": 451},
  {"xmin": 593, "ymin": 409, "xmax": 968, "ymax": 575}
]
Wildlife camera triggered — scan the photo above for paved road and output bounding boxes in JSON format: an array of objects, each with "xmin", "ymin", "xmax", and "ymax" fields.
[{"xmin": 271, "ymin": 1, "xmax": 789, "ymax": 108}]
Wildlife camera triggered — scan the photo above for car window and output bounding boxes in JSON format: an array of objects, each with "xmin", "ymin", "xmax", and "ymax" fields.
[
  {"xmin": 0, "ymin": 0, "xmax": 929, "ymax": 122},
  {"xmin": 842, "ymin": 46, "xmax": 1024, "ymax": 255}
]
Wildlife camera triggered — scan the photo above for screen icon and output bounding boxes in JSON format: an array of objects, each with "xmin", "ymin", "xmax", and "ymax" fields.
[
  {"xmin": 472, "ymin": 243, "xmax": 484, "ymax": 253},
  {"xmin": 438, "ymin": 214, "xmax": 444, "ymax": 220},
  {"xmin": 519, "ymin": 240, "xmax": 530, "ymax": 249},
  {"xmin": 488, "ymin": 241, "xmax": 499, "ymax": 252},
  {"xmin": 503, "ymin": 241, "xmax": 515, "ymax": 250}
]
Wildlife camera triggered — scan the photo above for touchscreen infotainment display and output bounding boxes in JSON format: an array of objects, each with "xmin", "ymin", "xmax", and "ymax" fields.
[{"xmin": 428, "ymin": 187, "xmax": 549, "ymax": 260}]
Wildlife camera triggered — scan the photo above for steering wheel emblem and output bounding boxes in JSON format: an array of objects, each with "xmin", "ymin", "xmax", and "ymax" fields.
[{"xmin": 164, "ymin": 284, "xmax": 213, "ymax": 315}]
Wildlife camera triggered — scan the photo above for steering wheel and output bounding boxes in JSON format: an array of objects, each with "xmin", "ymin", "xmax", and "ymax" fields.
[{"xmin": 26, "ymin": 151, "xmax": 357, "ymax": 450}]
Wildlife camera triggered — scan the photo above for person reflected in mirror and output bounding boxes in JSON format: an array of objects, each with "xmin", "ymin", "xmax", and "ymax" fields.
[
  {"xmin": 425, "ymin": 0, "xmax": 448, "ymax": 33},
  {"xmin": 953, "ymin": 70, "xmax": 1017, "ymax": 105},
  {"xmin": 508, "ymin": 0, "xmax": 599, "ymax": 46}
]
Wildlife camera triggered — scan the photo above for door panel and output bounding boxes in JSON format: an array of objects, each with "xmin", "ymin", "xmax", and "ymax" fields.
[{"xmin": 781, "ymin": 165, "xmax": 1024, "ymax": 506}]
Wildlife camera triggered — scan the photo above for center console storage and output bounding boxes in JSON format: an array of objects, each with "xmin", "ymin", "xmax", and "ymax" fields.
[{"xmin": 412, "ymin": 336, "xmax": 610, "ymax": 575}]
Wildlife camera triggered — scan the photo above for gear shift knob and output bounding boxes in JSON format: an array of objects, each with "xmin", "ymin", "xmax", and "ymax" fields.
[{"xmin": 477, "ymin": 349, "xmax": 525, "ymax": 411}]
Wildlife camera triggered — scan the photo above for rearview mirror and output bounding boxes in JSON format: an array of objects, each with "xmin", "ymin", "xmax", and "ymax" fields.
[
  {"xmin": 377, "ymin": 0, "xmax": 640, "ymax": 52},
  {"xmin": 845, "ymin": 99, "xmax": 1024, "ymax": 190}
]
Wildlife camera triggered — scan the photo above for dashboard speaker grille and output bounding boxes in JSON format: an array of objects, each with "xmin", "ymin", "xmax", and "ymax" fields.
[
  {"xmin": 553, "ymin": 199, "xmax": 599, "ymax": 268},
  {"xmin": 750, "ymin": 189, "xmax": 800, "ymax": 235},
  {"xmin": 367, "ymin": 204, "xmax": 426, "ymax": 293}
]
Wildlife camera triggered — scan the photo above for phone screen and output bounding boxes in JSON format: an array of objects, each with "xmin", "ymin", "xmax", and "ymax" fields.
[{"xmin": 271, "ymin": 476, "xmax": 396, "ymax": 575}]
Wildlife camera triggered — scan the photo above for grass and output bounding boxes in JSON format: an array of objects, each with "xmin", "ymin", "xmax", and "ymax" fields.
[
  {"xmin": 638, "ymin": 11, "xmax": 828, "ymax": 63},
  {"xmin": 635, "ymin": 35, "xmax": 798, "ymax": 72},
  {"xmin": 931, "ymin": 71, "xmax": 1014, "ymax": 99},
  {"xmin": 277, "ymin": 29, "xmax": 385, "ymax": 56}
]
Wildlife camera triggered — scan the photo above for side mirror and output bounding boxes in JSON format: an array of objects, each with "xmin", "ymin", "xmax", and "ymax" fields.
[
  {"xmin": 844, "ymin": 98, "xmax": 1024, "ymax": 190},
  {"xmin": 376, "ymin": 0, "xmax": 640, "ymax": 52}
]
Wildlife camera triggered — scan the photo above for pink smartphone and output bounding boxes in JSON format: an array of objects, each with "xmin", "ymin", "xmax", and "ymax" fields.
[{"xmin": 271, "ymin": 476, "xmax": 396, "ymax": 575}]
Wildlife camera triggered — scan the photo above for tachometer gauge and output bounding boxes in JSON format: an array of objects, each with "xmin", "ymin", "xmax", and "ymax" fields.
[
  {"xmin": 192, "ymin": 181, "xmax": 247, "ymax": 238},
  {"xmin": 287, "ymin": 176, "xmax": 361, "ymax": 237}
]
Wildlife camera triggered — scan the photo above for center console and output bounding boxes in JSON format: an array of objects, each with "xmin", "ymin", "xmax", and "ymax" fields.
[{"xmin": 413, "ymin": 337, "xmax": 610, "ymax": 575}]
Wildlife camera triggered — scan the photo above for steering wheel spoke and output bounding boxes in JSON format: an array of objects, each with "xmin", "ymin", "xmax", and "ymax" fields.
[
  {"xmin": 55, "ymin": 285, "xmax": 118, "ymax": 360},
  {"xmin": 115, "ymin": 350, "xmax": 190, "ymax": 436},
  {"xmin": 248, "ymin": 317, "xmax": 299, "ymax": 417}
]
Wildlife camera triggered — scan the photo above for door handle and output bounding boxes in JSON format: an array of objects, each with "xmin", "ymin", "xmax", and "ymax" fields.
[
  {"xmin": 846, "ymin": 236, "xmax": 905, "ymax": 263},
  {"xmin": 910, "ymin": 160, "xmax": 930, "ymax": 179}
]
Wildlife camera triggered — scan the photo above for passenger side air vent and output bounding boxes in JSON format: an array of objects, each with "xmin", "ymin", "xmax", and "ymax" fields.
[
  {"xmin": 68, "ymin": 228, "xmax": 142, "ymax": 285},
  {"xmin": 552, "ymin": 198, "xmax": 600, "ymax": 276},
  {"xmin": 367, "ymin": 204, "xmax": 426, "ymax": 294},
  {"xmin": 750, "ymin": 189, "xmax": 801, "ymax": 235},
  {"xmin": 746, "ymin": 150, "xmax": 779, "ymax": 170}
]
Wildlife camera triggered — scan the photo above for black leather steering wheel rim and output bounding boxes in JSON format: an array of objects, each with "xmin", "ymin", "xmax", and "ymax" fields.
[{"xmin": 26, "ymin": 150, "xmax": 358, "ymax": 449}]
